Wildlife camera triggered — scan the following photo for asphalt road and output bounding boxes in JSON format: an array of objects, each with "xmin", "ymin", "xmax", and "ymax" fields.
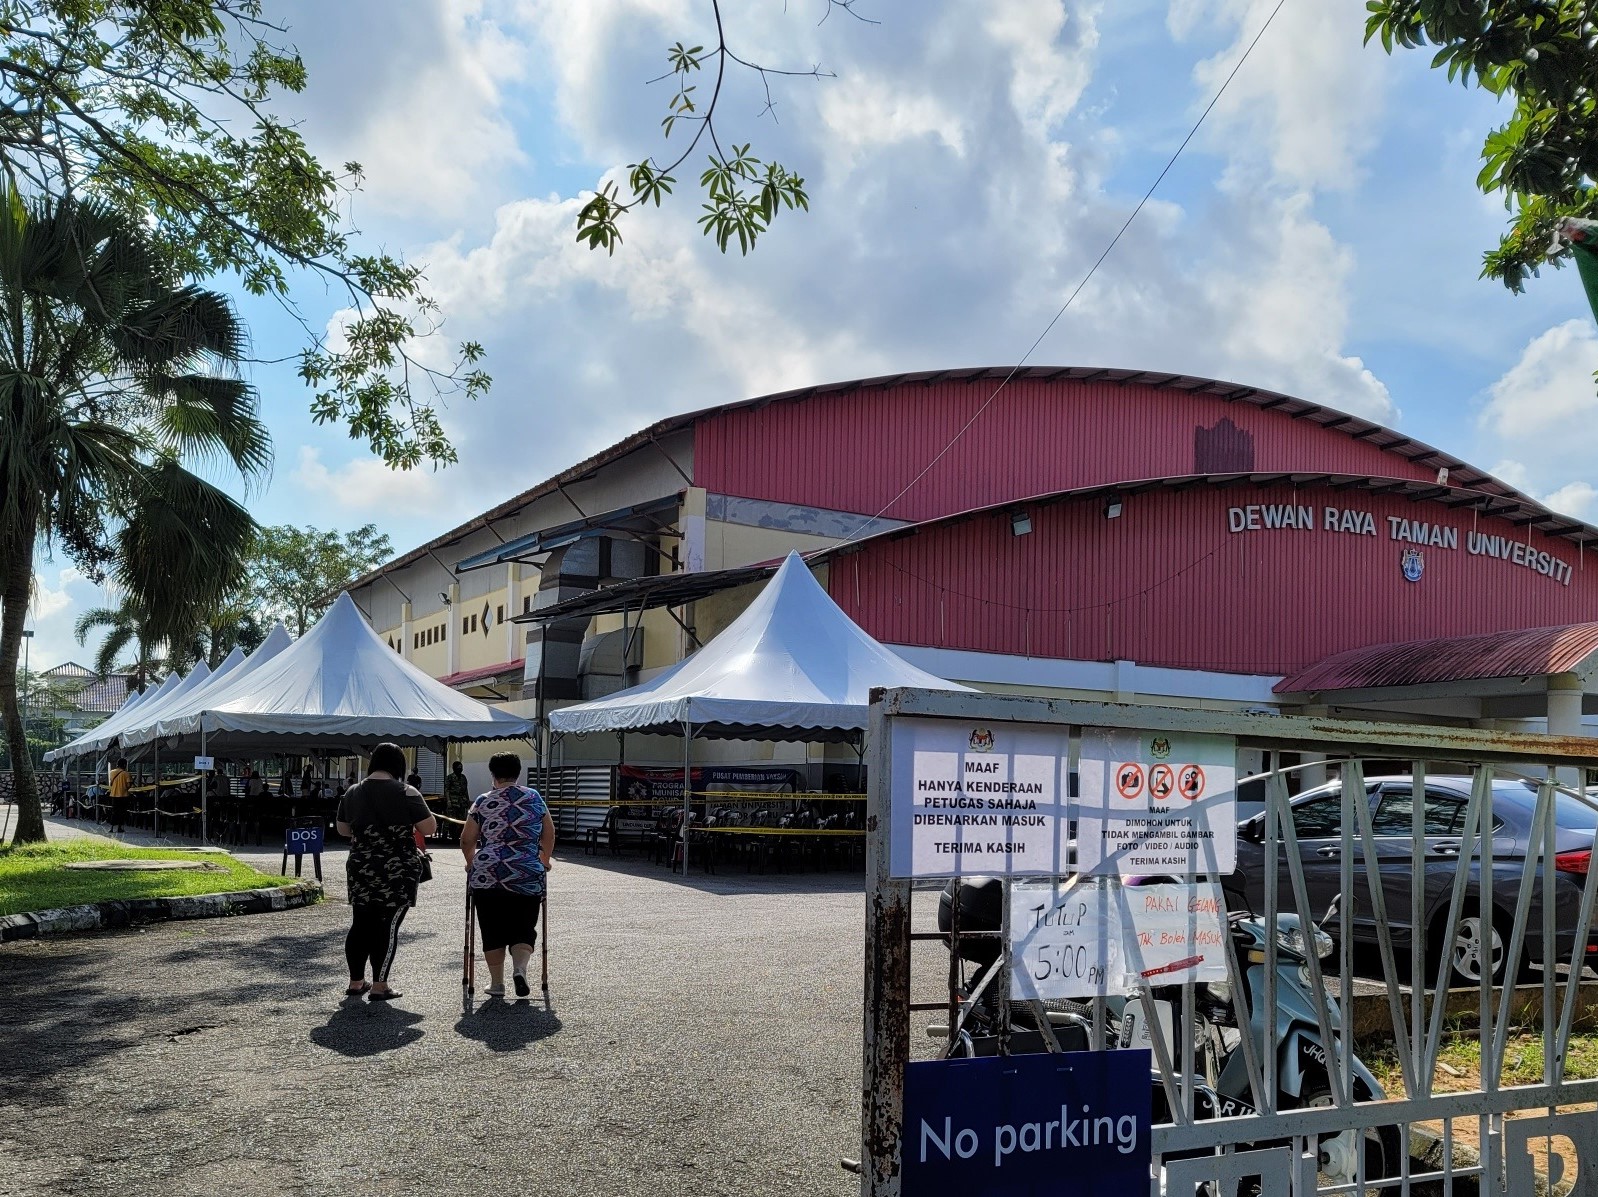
[{"xmin": 0, "ymin": 822, "xmax": 881, "ymax": 1197}]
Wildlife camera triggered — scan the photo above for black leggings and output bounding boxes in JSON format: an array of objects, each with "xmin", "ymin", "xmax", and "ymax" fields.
[{"xmin": 345, "ymin": 903, "xmax": 409, "ymax": 982}]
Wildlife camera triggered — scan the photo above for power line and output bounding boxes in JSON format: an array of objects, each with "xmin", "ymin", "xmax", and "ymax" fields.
[{"xmin": 835, "ymin": 0, "xmax": 1291, "ymax": 544}]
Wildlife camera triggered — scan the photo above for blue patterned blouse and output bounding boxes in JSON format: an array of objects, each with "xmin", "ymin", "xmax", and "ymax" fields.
[{"xmin": 467, "ymin": 784, "xmax": 549, "ymax": 895}]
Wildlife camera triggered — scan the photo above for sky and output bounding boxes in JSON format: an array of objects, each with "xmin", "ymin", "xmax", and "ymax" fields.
[{"xmin": 26, "ymin": 0, "xmax": 1598, "ymax": 673}]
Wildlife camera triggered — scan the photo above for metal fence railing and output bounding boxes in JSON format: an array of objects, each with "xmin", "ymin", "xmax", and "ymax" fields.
[{"xmin": 859, "ymin": 688, "xmax": 1598, "ymax": 1196}]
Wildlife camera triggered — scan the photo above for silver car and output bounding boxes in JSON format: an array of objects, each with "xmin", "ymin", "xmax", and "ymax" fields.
[{"xmin": 1223, "ymin": 775, "xmax": 1598, "ymax": 986}]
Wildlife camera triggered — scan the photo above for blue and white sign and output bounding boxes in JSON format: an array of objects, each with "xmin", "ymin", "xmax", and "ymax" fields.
[
  {"xmin": 283, "ymin": 824, "xmax": 324, "ymax": 856},
  {"xmin": 901, "ymin": 1049, "xmax": 1151, "ymax": 1196}
]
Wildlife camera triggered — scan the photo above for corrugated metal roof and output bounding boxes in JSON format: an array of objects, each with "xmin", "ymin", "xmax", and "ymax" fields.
[
  {"xmin": 436, "ymin": 659, "xmax": 524, "ymax": 689},
  {"xmin": 1275, "ymin": 623, "xmax": 1598, "ymax": 694},
  {"xmin": 347, "ymin": 366, "xmax": 1541, "ymax": 591}
]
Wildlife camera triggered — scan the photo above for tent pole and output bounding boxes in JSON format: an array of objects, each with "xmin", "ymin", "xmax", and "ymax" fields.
[
  {"xmin": 153, "ymin": 740, "xmax": 160, "ymax": 839},
  {"xmin": 200, "ymin": 727, "xmax": 209, "ymax": 844},
  {"xmin": 681, "ymin": 720, "xmax": 692, "ymax": 876}
]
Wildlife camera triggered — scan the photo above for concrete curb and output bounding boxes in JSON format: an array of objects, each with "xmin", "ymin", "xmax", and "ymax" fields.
[{"xmin": 0, "ymin": 879, "xmax": 323, "ymax": 943}]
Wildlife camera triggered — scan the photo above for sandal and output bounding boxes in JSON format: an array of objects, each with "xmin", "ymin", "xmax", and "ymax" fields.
[
  {"xmin": 367, "ymin": 990, "xmax": 403, "ymax": 1002},
  {"xmin": 344, "ymin": 982, "xmax": 371, "ymax": 997}
]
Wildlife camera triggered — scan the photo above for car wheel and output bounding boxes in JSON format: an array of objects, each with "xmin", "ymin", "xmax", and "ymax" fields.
[{"xmin": 1442, "ymin": 908, "xmax": 1509, "ymax": 987}]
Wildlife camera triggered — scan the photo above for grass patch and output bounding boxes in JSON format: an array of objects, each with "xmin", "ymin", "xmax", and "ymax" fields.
[
  {"xmin": 0, "ymin": 839, "xmax": 285, "ymax": 917},
  {"xmin": 1367, "ymin": 1031, "xmax": 1598, "ymax": 1094}
]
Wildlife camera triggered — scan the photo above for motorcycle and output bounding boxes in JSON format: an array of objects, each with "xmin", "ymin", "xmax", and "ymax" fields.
[{"xmin": 936, "ymin": 878, "xmax": 1403, "ymax": 1190}]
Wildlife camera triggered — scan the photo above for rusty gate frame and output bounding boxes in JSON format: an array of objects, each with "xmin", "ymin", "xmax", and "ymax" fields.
[{"xmin": 861, "ymin": 686, "xmax": 1598, "ymax": 1196}]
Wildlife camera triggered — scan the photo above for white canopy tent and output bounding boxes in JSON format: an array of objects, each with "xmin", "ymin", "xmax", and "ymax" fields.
[
  {"xmin": 548, "ymin": 551, "xmax": 973, "ymax": 869},
  {"xmin": 550, "ymin": 551, "xmax": 974, "ymax": 740},
  {"xmin": 47, "ymin": 672, "xmax": 180, "ymax": 762},
  {"xmin": 149, "ymin": 592, "xmax": 532, "ymax": 754},
  {"xmin": 43, "ymin": 685, "xmax": 149, "ymax": 764},
  {"xmin": 119, "ymin": 625, "xmax": 291, "ymax": 750}
]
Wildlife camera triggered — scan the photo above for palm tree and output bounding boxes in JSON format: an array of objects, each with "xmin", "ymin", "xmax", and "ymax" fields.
[
  {"xmin": 74, "ymin": 596, "xmax": 160, "ymax": 689},
  {"xmin": 0, "ymin": 183, "xmax": 270, "ymax": 844}
]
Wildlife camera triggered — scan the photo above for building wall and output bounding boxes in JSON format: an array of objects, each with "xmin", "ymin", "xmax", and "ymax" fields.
[
  {"xmin": 350, "ymin": 430, "xmax": 694, "ymax": 677},
  {"xmin": 830, "ymin": 483, "xmax": 1598, "ymax": 677},
  {"xmin": 693, "ymin": 377, "xmax": 1472, "ymax": 521}
]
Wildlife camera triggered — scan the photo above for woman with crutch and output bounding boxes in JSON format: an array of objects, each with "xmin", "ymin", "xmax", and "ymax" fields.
[{"xmin": 460, "ymin": 751, "xmax": 554, "ymax": 999}]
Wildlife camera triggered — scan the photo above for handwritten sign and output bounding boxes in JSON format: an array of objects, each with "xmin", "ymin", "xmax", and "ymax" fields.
[
  {"xmin": 1009, "ymin": 881, "xmax": 1228, "ymax": 999},
  {"xmin": 1075, "ymin": 730, "xmax": 1237, "ymax": 876},
  {"xmin": 1010, "ymin": 882, "xmax": 1122, "ymax": 1000},
  {"xmin": 1119, "ymin": 882, "xmax": 1227, "ymax": 985},
  {"xmin": 890, "ymin": 718, "xmax": 1068, "ymax": 878}
]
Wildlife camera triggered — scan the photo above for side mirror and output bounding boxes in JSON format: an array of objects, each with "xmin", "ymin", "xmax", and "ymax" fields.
[{"xmin": 1241, "ymin": 817, "xmax": 1265, "ymax": 844}]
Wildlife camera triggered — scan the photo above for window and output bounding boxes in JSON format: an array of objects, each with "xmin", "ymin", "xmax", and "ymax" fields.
[
  {"xmin": 413, "ymin": 633, "xmax": 420, "ymax": 649},
  {"xmin": 1371, "ymin": 788, "xmax": 1464, "ymax": 836},
  {"xmin": 463, "ymin": 616, "xmax": 469, "ymax": 635},
  {"xmin": 1291, "ymin": 797, "xmax": 1343, "ymax": 838},
  {"xmin": 470, "ymin": 614, "xmax": 478, "ymax": 633},
  {"xmin": 523, "ymin": 595, "xmax": 532, "ymax": 614},
  {"xmin": 497, "ymin": 605, "xmax": 504, "ymax": 624}
]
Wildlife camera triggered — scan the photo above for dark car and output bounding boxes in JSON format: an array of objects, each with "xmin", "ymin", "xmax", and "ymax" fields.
[{"xmin": 1222, "ymin": 775, "xmax": 1598, "ymax": 986}]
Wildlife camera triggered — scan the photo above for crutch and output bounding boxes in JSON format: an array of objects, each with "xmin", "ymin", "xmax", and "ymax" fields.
[
  {"xmin": 462, "ymin": 887, "xmax": 476, "ymax": 1008},
  {"xmin": 541, "ymin": 884, "xmax": 553, "ymax": 1013}
]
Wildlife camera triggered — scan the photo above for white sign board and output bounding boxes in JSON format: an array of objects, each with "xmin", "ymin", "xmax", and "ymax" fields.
[
  {"xmin": 890, "ymin": 718, "xmax": 1068, "ymax": 877},
  {"xmin": 1075, "ymin": 729, "xmax": 1237, "ymax": 876},
  {"xmin": 1009, "ymin": 881, "xmax": 1228, "ymax": 1000},
  {"xmin": 1118, "ymin": 882, "xmax": 1228, "ymax": 985},
  {"xmin": 193, "ymin": 755, "xmax": 215, "ymax": 772},
  {"xmin": 1009, "ymin": 881, "xmax": 1122, "ymax": 1000}
]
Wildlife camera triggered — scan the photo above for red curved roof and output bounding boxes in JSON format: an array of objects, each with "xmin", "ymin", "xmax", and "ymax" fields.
[
  {"xmin": 1275, "ymin": 623, "xmax": 1598, "ymax": 694},
  {"xmin": 358, "ymin": 365, "xmax": 1544, "ymax": 587}
]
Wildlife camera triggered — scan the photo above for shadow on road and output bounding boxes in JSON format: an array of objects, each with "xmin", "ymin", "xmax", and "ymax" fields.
[
  {"xmin": 454, "ymin": 1000, "xmax": 562, "ymax": 1052},
  {"xmin": 310, "ymin": 1003, "xmax": 426, "ymax": 1057}
]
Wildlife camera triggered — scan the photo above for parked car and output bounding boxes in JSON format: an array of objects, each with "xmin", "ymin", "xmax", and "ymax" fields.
[{"xmin": 1221, "ymin": 775, "xmax": 1598, "ymax": 987}]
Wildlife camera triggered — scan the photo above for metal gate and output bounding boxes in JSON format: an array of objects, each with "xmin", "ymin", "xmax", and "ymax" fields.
[{"xmin": 860, "ymin": 687, "xmax": 1598, "ymax": 1196}]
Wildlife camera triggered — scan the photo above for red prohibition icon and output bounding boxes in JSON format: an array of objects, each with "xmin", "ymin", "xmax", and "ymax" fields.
[
  {"xmin": 1149, "ymin": 764, "xmax": 1175, "ymax": 801},
  {"xmin": 1177, "ymin": 764, "xmax": 1205, "ymax": 800},
  {"xmin": 1115, "ymin": 762, "xmax": 1145, "ymax": 800}
]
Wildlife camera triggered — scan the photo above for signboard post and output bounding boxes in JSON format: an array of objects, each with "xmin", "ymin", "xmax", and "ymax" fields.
[
  {"xmin": 900, "ymin": 1049, "xmax": 1152, "ymax": 1196},
  {"xmin": 282, "ymin": 820, "xmax": 325, "ymax": 882}
]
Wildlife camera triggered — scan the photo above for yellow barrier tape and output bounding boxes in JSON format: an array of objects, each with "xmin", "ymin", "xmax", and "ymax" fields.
[
  {"xmin": 542, "ymin": 792, "xmax": 864, "ymax": 807},
  {"xmin": 698, "ymin": 827, "xmax": 865, "ymax": 836},
  {"xmin": 128, "ymin": 774, "xmax": 202, "ymax": 793},
  {"xmin": 689, "ymin": 790, "xmax": 864, "ymax": 801}
]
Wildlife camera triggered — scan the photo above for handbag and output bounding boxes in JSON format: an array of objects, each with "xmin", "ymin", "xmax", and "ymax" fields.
[{"xmin": 418, "ymin": 850, "xmax": 434, "ymax": 883}]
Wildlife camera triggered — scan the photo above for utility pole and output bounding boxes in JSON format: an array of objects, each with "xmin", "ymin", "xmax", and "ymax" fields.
[{"xmin": 20, "ymin": 630, "xmax": 32, "ymax": 753}]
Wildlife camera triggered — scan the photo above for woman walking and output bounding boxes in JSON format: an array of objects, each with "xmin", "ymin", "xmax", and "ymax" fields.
[
  {"xmin": 336, "ymin": 742, "xmax": 436, "ymax": 1002},
  {"xmin": 461, "ymin": 752, "xmax": 554, "ymax": 998}
]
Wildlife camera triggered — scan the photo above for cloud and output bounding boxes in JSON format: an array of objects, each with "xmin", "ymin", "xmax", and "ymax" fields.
[
  {"xmin": 1479, "ymin": 320, "xmax": 1598, "ymax": 444},
  {"xmin": 21, "ymin": 562, "xmax": 101, "ymax": 674},
  {"xmin": 1474, "ymin": 320, "xmax": 1598, "ymax": 515},
  {"xmin": 1174, "ymin": 0, "xmax": 1389, "ymax": 192},
  {"xmin": 1543, "ymin": 481, "xmax": 1598, "ymax": 522},
  {"xmin": 290, "ymin": 446, "xmax": 472, "ymax": 522},
  {"xmin": 251, "ymin": 0, "xmax": 1414, "ymax": 554},
  {"xmin": 274, "ymin": 0, "xmax": 535, "ymax": 224}
]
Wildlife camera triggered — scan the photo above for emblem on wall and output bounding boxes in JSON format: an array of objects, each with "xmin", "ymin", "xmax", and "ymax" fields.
[
  {"xmin": 969, "ymin": 727, "xmax": 995, "ymax": 753},
  {"xmin": 1150, "ymin": 737, "xmax": 1172, "ymax": 760},
  {"xmin": 1401, "ymin": 547, "xmax": 1425, "ymax": 583}
]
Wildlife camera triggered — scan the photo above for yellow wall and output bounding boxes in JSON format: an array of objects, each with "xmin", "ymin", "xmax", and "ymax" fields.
[{"xmin": 704, "ymin": 520, "xmax": 840, "ymax": 572}]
